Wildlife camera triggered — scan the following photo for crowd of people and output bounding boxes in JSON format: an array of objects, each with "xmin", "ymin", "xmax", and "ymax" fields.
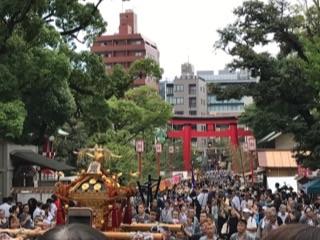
[
  {"xmin": 131, "ymin": 170, "xmax": 320, "ymax": 239},
  {"xmin": 1, "ymin": 170, "xmax": 320, "ymax": 239},
  {"xmin": 0, "ymin": 195, "xmax": 58, "ymax": 236}
]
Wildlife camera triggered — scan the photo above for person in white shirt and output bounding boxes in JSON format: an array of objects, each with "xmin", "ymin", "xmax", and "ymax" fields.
[
  {"xmin": 278, "ymin": 204, "xmax": 288, "ymax": 224},
  {"xmin": 160, "ymin": 201, "xmax": 173, "ymax": 223},
  {"xmin": 42, "ymin": 203, "xmax": 54, "ymax": 228},
  {"xmin": 0, "ymin": 197, "xmax": 12, "ymax": 218},
  {"xmin": 241, "ymin": 193, "xmax": 250, "ymax": 211},
  {"xmin": 243, "ymin": 208, "xmax": 257, "ymax": 239},
  {"xmin": 33, "ymin": 202, "xmax": 44, "ymax": 220},
  {"xmin": 231, "ymin": 191, "xmax": 241, "ymax": 212},
  {"xmin": 197, "ymin": 188, "xmax": 209, "ymax": 210},
  {"xmin": 46, "ymin": 199, "xmax": 57, "ymax": 220}
]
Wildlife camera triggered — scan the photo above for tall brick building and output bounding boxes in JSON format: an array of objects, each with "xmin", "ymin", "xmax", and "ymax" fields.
[{"xmin": 91, "ymin": 10, "xmax": 160, "ymax": 88}]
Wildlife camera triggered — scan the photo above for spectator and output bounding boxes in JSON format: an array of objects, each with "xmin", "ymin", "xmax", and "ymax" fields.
[
  {"xmin": 199, "ymin": 221, "xmax": 218, "ymax": 240},
  {"xmin": 299, "ymin": 206, "xmax": 319, "ymax": 226},
  {"xmin": 33, "ymin": 202, "xmax": 44, "ymax": 220},
  {"xmin": 171, "ymin": 209, "xmax": 180, "ymax": 224},
  {"xmin": 230, "ymin": 218, "xmax": 255, "ymax": 240},
  {"xmin": 183, "ymin": 215, "xmax": 197, "ymax": 240},
  {"xmin": 262, "ymin": 207, "xmax": 281, "ymax": 237},
  {"xmin": 19, "ymin": 204, "xmax": 33, "ymax": 229},
  {"xmin": 160, "ymin": 200, "xmax": 173, "ymax": 223},
  {"xmin": 242, "ymin": 208, "xmax": 257, "ymax": 239},
  {"xmin": 132, "ymin": 203, "xmax": 150, "ymax": 224},
  {"xmin": 0, "ymin": 198, "xmax": 12, "ymax": 218},
  {"xmin": 277, "ymin": 204, "xmax": 288, "ymax": 224},
  {"xmin": 0, "ymin": 210, "xmax": 8, "ymax": 229},
  {"xmin": 8, "ymin": 206, "xmax": 20, "ymax": 229}
]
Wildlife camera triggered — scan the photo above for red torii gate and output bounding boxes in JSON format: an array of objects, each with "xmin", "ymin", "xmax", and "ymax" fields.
[{"xmin": 167, "ymin": 116, "xmax": 253, "ymax": 171}]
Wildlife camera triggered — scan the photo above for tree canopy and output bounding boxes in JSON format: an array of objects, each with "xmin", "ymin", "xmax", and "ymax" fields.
[
  {"xmin": 128, "ymin": 58, "xmax": 163, "ymax": 82},
  {"xmin": 0, "ymin": 0, "xmax": 109, "ymax": 144},
  {"xmin": 213, "ymin": 0, "xmax": 320, "ymax": 168},
  {"xmin": 85, "ymin": 86, "xmax": 172, "ymax": 180},
  {"xmin": 0, "ymin": 0, "xmax": 174, "ymax": 182}
]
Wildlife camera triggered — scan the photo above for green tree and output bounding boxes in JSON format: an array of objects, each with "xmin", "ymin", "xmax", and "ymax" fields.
[
  {"xmin": 125, "ymin": 86, "xmax": 172, "ymax": 133},
  {"xmin": 0, "ymin": 0, "xmax": 108, "ymax": 144},
  {"xmin": 0, "ymin": 101, "xmax": 26, "ymax": 139},
  {"xmin": 109, "ymin": 64, "xmax": 132, "ymax": 98},
  {"xmin": 128, "ymin": 58, "xmax": 163, "ymax": 82},
  {"xmin": 213, "ymin": 0, "xmax": 320, "ymax": 168},
  {"xmin": 53, "ymin": 59, "xmax": 164, "ymax": 168},
  {"xmin": 104, "ymin": 86, "xmax": 173, "ymax": 179}
]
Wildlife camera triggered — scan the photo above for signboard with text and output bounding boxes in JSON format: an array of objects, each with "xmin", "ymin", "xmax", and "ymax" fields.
[
  {"xmin": 247, "ymin": 136, "xmax": 256, "ymax": 151},
  {"xmin": 136, "ymin": 140, "xmax": 144, "ymax": 153},
  {"xmin": 155, "ymin": 143, "xmax": 162, "ymax": 153}
]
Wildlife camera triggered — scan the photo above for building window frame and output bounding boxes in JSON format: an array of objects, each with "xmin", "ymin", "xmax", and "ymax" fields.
[{"xmin": 174, "ymin": 85, "xmax": 184, "ymax": 92}]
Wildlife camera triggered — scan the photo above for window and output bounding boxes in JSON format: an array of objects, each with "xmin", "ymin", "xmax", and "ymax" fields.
[
  {"xmin": 114, "ymin": 51, "xmax": 126, "ymax": 57},
  {"xmin": 189, "ymin": 97, "xmax": 196, "ymax": 108},
  {"xmin": 208, "ymin": 106, "xmax": 215, "ymax": 113},
  {"xmin": 175, "ymin": 111, "xmax": 184, "ymax": 115},
  {"xmin": 100, "ymin": 41, "xmax": 111, "ymax": 46},
  {"xmin": 134, "ymin": 51, "xmax": 143, "ymax": 57},
  {"xmin": 189, "ymin": 110, "xmax": 197, "ymax": 115},
  {"xmin": 231, "ymin": 105, "xmax": 237, "ymax": 111},
  {"xmin": 207, "ymin": 95, "xmax": 217, "ymax": 104},
  {"xmin": 174, "ymin": 85, "xmax": 184, "ymax": 92},
  {"xmin": 130, "ymin": 40, "xmax": 142, "ymax": 45},
  {"xmin": 175, "ymin": 97, "xmax": 184, "ymax": 105},
  {"xmin": 115, "ymin": 40, "xmax": 126, "ymax": 45},
  {"xmin": 167, "ymin": 96, "xmax": 174, "ymax": 105},
  {"xmin": 105, "ymin": 52, "xmax": 112, "ymax": 57},
  {"xmin": 167, "ymin": 86, "xmax": 174, "ymax": 95},
  {"xmin": 189, "ymin": 84, "xmax": 196, "ymax": 95}
]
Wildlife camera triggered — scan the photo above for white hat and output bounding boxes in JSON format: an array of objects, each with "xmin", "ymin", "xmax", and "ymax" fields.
[{"xmin": 243, "ymin": 208, "xmax": 252, "ymax": 214}]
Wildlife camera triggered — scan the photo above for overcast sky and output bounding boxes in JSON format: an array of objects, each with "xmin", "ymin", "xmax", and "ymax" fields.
[{"xmin": 95, "ymin": 0, "xmax": 247, "ymax": 79}]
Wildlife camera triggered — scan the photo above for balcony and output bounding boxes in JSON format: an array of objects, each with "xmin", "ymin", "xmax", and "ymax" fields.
[
  {"xmin": 91, "ymin": 44, "xmax": 145, "ymax": 53},
  {"xmin": 103, "ymin": 55, "xmax": 143, "ymax": 64}
]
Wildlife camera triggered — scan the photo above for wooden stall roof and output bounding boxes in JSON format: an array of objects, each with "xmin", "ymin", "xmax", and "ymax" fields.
[{"xmin": 258, "ymin": 150, "xmax": 297, "ymax": 168}]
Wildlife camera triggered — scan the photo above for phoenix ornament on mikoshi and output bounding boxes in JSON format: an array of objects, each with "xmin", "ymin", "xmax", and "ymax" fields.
[
  {"xmin": 74, "ymin": 145, "xmax": 121, "ymax": 174},
  {"xmin": 75, "ymin": 144, "xmax": 121, "ymax": 162}
]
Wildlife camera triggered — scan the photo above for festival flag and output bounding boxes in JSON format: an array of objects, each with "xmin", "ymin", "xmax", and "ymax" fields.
[{"xmin": 191, "ymin": 161, "xmax": 196, "ymax": 189}]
